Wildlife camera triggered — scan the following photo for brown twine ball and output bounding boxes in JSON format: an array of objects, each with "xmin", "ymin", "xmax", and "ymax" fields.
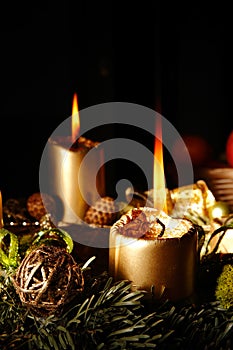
[{"xmin": 13, "ymin": 244, "xmax": 84, "ymax": 317}]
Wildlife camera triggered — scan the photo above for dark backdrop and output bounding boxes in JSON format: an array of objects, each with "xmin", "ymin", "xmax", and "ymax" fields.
[{"xmin": 0, "ymin": 2, "xmax": 232, "ymax": 200}]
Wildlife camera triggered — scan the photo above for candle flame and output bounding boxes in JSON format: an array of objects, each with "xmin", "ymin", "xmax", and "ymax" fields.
[
  {"xmin": 72, "ymin": 93, "xmax": 80, "ymax": 143},
  {"xmin": 153, "ymin": 115, "xmax": 167, "ymax": 213}
]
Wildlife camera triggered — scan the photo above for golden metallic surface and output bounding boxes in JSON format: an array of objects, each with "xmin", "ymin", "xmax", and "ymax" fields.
[
  {"xmin": 208, "ymin": 201, "xmax": 230, "ymax": 219},
  {"xmin": 169, "ymin": 180, "xmax": 216, "ymax": 218},
  {"xmin": 109, "ymin": 208, "xmax": 198, "ymax": 301},
  {"xmin": 47, "ymin": 138, "xmax": 105, "ymax": 224}
]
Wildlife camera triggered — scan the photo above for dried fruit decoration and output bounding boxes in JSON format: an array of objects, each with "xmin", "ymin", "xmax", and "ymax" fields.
[
  {"xmin": 84, "ymin": 196, "xmax": 118, "ymax": 226},
  {"xmin": 27, "ymin": 192, "xmax": 56, "ymax": 221}
]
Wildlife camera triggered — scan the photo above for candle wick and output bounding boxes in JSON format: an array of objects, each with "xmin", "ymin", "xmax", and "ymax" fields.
[
  {"xmin": 156, "ymin": 218, "xmax": 165, "ymax": 237},
  {"xmin": 151, "ymin": 285, "xmax": 155, "ymax": 297}
]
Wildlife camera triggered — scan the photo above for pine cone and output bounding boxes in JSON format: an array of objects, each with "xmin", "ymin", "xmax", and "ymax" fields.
[{"xmin": 84, "ymin": 196, "xmax": 117, "ymax": 226}]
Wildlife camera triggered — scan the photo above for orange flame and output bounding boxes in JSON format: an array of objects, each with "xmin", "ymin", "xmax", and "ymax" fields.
[
  {"xmin": 72, "ymin": 93, "xmax": 80, "ymax": 143},
  {"xmin": 153, "ymin": 115, "xmax": 167, "ymax": 213}
]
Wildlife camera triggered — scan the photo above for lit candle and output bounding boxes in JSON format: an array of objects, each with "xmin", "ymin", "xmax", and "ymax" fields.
[
  {"xmin": 109, "ymin": 118, "xmax": 198, "ymax": 301},
  {"xmin": 0, "ymin": 191, "xmax": 3, "ymax": 228},
  {"xmin": 46, "ymin": 93, "xmax": 105, "ymax": 224},
  {"xmin": 109, "ymin": 208, "xmax": 198, "ymax": 301}
]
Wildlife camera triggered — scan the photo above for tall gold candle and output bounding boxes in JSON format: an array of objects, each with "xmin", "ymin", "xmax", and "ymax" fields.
[
  {"xmin": 109, "ymin": 207, "xmax": 198, "ymax": 301},
  {"xmin": 44, "ymin": 94, "xmax": 105, "ymax": 224},
  {"xmin": 47, "ymin": 136, "xmax": 105, "ymax": 224}
]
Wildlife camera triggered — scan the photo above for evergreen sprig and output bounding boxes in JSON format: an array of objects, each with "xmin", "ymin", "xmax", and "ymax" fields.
[
  {"xmin": 1, "ymin": 219, "xmax": 233, "ymax": 349},
  {"xmin": 1, "ymin": 268, "xmax": 233, "ymax": 349}
]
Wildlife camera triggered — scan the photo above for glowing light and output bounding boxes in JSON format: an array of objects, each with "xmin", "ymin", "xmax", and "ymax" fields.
[
  {"xmin": 153, "ymin": 115, "xmax": 167, "ymax": 213},
  {"xmin": 209, "ymin": 201, "xmax": 230, "ymax": 219},
  {"xmin": 71, "ymin": 93, "xmax": 80, "ymax": 143}
]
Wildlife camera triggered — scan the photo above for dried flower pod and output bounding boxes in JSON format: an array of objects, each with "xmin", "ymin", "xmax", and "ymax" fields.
[
  {"xmin": 117, "ymin": 209, "xmax": 150, "ymax": 238},
  {"xmin": 27, "ymin": 192, "xmax": 56, "ymax": 220},
  {"xmin": 84, "ymin": 196, "xmax": 117, "ymax": 226},
  {"xmin": 13, "ymin": 244, "xmax": 84, "ymax": 317}
]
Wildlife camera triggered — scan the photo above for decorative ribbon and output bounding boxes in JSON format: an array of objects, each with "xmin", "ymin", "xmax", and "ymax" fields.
[{"xmin": 0, "ymin": 228, "xmax": 19, "ymax": 269}]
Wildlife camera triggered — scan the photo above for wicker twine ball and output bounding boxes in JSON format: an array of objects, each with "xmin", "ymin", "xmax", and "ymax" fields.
[{"xmin": 13, "ymin": 244, "xmax": 84, "ymax": 317}]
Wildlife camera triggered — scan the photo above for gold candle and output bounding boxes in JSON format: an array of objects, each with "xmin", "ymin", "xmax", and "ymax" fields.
[
  {"xmin": 47, "ymin": 136, "xmax": 105, "ymax": 223},
  {"xmin": 109, "ymin": 207, "xmax": 198, "ymax": 301},
  {"xmin": 45, "ymin": 94, "xmax": 105, "ymax": 224}
]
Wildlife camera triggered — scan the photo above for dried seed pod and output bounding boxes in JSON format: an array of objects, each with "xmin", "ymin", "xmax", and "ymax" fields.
[
  {"xmin": 27, "ymin": 192, "xmax": 56, "ymax": 220},
  {"xmin": 84, "ymin": 196, "xmax": 117, "ymax": 226}
]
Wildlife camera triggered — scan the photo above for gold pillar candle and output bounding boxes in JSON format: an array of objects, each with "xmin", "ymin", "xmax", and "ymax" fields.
[
  {"xmin": 47, "ymin": 136, "xmax": 105, "ymax": 224},
  {"xmin": 109, "ymin": 207, "xmax": 198, "ymax": 301}
]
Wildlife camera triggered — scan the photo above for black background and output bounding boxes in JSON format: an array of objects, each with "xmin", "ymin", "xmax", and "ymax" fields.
[{"xmin": 0, "ymin": 2, "xmax": 232, "ymax": 200}]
